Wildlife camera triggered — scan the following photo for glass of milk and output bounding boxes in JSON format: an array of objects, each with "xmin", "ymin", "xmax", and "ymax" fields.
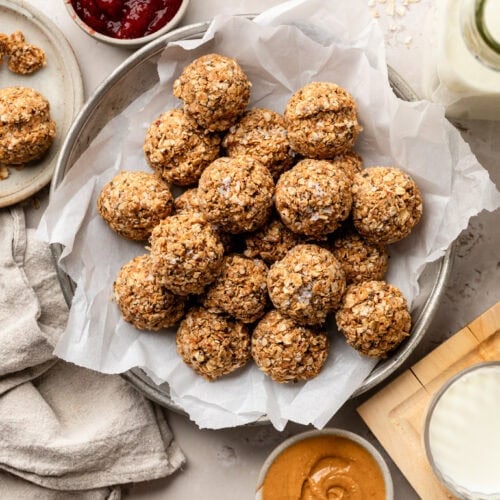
[{"xmin": 424, "ymin": 362, "xmax": 500, "ymax": 498}]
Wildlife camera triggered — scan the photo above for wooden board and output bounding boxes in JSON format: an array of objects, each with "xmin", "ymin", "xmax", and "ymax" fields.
[{"xmin": 358, "ymin": 302, "xmax": 500, "ymax": 499}]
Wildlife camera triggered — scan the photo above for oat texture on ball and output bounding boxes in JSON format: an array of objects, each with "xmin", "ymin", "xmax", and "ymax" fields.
[
  {"xmin": 352, "ymin": 166, "xmax": 423, "ymax": 244},
  {"xmin": 252, "ymin": 310, "xmax": 329, "ymax": 383},
  {"xmin": 97, "ymin": 171, "xmax": 174, "ymax": 241},
  {"xmin": 203, "ymin": 254, "xmax": 268, "ymax": 323},
  {"xmin": 285, "ymin": 82, "xmax": 361, "ymax": 158},
  {"xmin": 114, "ymin": 255, "xmax": 186, "ymax": 331},
  {"xmin": 330, "ymin": 150, "xmax": 363, "ymax": 182},
  {"xmin": 198, "ymin": 156, "xmax": 274, "ymax": 234},
  {"xmin": 176, "ymin": 307, "xmax": 251, "ymax": 381},
  {"xmin": 144, "ymin": 109, "xmax": 220, "ymax": 186},
  {"xmin": 0, "ymin": 86, "xmax": 55, "ymax": 165},
  {"xmin": 173, "ymin": 53, "xmax": 251, "ymax": 132},
  {"xmin": 275, "ymin": 159, "xmax": 352, "ymax": 238},
  {"xmin": 150, "ymin": 212, "xmax": 224, "ymax": 296},
  {"xmin": 6, "ymin": 31, "xmax": 46, "ymax": 75},
  {"xmin": 336, "ymin": 280, "xmax": 411, "ymax": 358},
  {"xmin": 267, "ymin": 244, "xmax": 346, "ymax": 326}
]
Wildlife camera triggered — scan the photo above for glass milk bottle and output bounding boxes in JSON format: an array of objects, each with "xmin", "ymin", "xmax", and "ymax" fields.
[{"xmin": 422, "ymin": 0, "xmax": 500, "ymax": 120}]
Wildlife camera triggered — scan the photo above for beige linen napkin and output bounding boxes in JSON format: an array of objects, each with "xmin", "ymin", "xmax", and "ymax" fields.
[{"xmin": 0, "ymin": 207, "xmax": 185, "ymax": 497}]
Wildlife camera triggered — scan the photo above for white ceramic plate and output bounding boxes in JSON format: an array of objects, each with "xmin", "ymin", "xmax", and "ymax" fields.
[{"xmin": 0, "ymin": 0, "xmax": 83, "ymax": 208}]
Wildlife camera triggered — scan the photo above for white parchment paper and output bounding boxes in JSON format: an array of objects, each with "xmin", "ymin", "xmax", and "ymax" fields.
[{"xmin": 37, "ymin": 0, "xmax": 500, "ymax": 430}]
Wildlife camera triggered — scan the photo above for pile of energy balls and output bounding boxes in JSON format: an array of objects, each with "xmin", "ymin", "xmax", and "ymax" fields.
[{"xmin": 97, "ymin": 54, "xmax": 423, "ymax": 384}]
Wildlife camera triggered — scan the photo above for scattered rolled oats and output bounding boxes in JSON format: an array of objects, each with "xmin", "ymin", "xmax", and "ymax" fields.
[
  {"xmin": 7, "ymin": 30, "xmax": 46, "ymax": 75},
  {"xmin": 114, "ymin": 255, "xmax": 186, "ymax": 331},
  {"xmin": 0, "ymin": 166, "xmax": 9, "ymax": 180},
  {"xmin": 173, "ymin": 53, "xmax": 251, "ymax": 132},
  {"xmin": 203, "ymin": 254, "xmax": 268, "ymax": 323},
  {"xmin": 252, "ymin": 309, "xmax": 329, "ymax": 383},
  {"xmin": 275, "ymin": 159, "xmax": 352, "ymax": 238},
  {"xmin": 97, "ymin": 171, "xmax": 174, "ymax": 241},
  {"xmin": 176, "ymin": 307, "xmax": 251, "ymax": 381},
  {"xmin": 198, "ymin": 156, "xmax": 274, "ymax": 234},
  {"xmin": 336, "ymin": 280, "xmax": 411, "ymax": 358},
  {"xmin": 144, "ymin": 108, "xmax": 220, "ymax": 186},
  {"xmin": 0, "ymin": 86, "xmax": 55, "ymax": 165},
  {"xmin": 150, "ymin": 212, "xmax": 224, "ymax": 296},
  {"xmin": 222, "ymin": 108, "xmax": 294, "ymax": 179},
  {"xmin": 285, "ymin": 82, "xmax": 361, "ymax": 158},
  {"xmin": 267, "ymin": 244, "xmax": 346, "ymax": 326},
  {"xmin": 352, "ymin": 166, "xmax": 423, "ymax": 244}
]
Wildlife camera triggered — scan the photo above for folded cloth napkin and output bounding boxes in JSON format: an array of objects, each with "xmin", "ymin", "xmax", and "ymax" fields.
[{"xmin": 0, "ymin": 207, "xmax": 185, "ymax": 498}]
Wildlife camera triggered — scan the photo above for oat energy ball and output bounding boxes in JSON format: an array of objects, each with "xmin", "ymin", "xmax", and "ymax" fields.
[
  {"xmin": 114, "ymin": 255, "xmax": 185, "ymax": 331},
  {"xmin": 244, "ymin": 217, "xmax": 302, "ymax": 264},
  {"xmin": 203, "ymin": 255, "xmax": 268, "ymax": 323},
  {"xmin": 330, "ymin": 231, "xmax": 388, "ymax": 285},
  {"xmin": 336, "ymin": 280, "xmax": 411, "ymax": 358},
  {"xmin": 252, "ymin": 310, "xmax": 329, "ymax": 383},
  {"xmin": 285, "ymin": 82, "xmax": 361, "ymax": 158},
  {"xmin": 222, "ymin": 108, "xmax": 294, "ymax": 179},
  {"xmin": 352, "ymin": 166, "xmax": 423, "ymax": 244},
  {"xmin": 173, "ymin": 188, "xmax": 203, "ymax": 214},
  {"xmin": 0, "ymin": 87, "xmax": 55, "ymax": 165},
  {"xmin": 275, "ymin": 159, "xmax": 352, "ymax": 238},
  {"xmin": 331, "ymin": 150, "xmax": 363, "ymax": 182},
  {"xmin": 144, "ymin": 109, "xmax": 220, "ymax": 186},
  {"xmin": 150, "ymin": 212, "xmax": 224, "ymax": 295},
  {"xmin": 97, "ymin": 171, "xmax": 174, "ymax": 241},
  {"xmin": 176, "ymin": 307, "xmax": 251, "ymax": 380},
  {"xmin": 7, "ymin": 31, "xmax": 46, "ymax": 75},
  {"xmin": 267, "ymin": 244, "xmax": 346, "ymax": 326},
  {"xmin": 0, "ymin": 33, "xmax": 8, "ymax": 64},
  {"xmin": 198, "ymin": 156, "xmax": 274, "ymax": 234},
  {"xmin": 173, "ymin": 54, "xmax": 251, "ymax": 132}
]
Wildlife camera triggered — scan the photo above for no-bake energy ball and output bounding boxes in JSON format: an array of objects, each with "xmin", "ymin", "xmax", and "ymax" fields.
[
  {"xmin": 252, "ymin": 310, "xmax": 329, "ymax": 383},
  {"xmin": 144, "ymin": 109, "xmax": 220, "ymax": 186},
  {"xmin": 176, "ymin": 307, "xmax": 251, "ymax": 380},
  {"xmin": 203, "ymin": 254, "xmax": 268, "ymax": 323},
  {"xmin": 173, "ymin": 54, "xmax": 251, "ymax": 132},
  {"xmin": 222, "ymin": 108, "xmax": 294, "ymax": 179},
  {"xmin": 173, "ymin": 188, "xmax": 203, "ymax": 214},
  {"xmin": 114, "ymin": 255, "xmax": 186, "ymax": 331},
  {"xmin": 267, "ymin": 244, "xmax": 346, "ymax": 326},
  {"xmin": 0, "ymin": 87, "xmax": 55, "ymax": 165},
  {"xmin": 198, "ymin": 156, "xmax": 274, "ymax": 234},
  {"xmin": 150, "ymin": 212, "xmax": 224, "ymax": 295},
  {"xmin": 97, "ymin": 171, "xmax": 174, "ymax": 241},
  {"xmin": 330, "ymin": 231, "xmax": 389, "ymax": 285},
  {"xmin": 275, "ymin": 159, "xmax": 352, "ymax": 238},
  {"xmin": 331, "ymin": 150, "xmax": 363, "ymax": 182},
  {"xmin": 336, "ymin": 280, "xmax": 411, "ymax": 358},
  {"xmin": 284, "ymin": 82, "xmax": 361, "ymax": 158},
  {"xmin": 352, "ymin": 166, "xmax": 423, "ymax": 244}
]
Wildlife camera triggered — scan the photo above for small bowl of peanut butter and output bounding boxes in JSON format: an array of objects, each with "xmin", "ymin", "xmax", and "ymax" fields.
[{"xmin": 256, "ymin": 428, "xmax": 393, "ymax": 500}]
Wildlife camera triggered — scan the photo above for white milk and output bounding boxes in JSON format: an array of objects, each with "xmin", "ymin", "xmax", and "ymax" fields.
[{"xmin": 427, "ymin": 363, "xmax": 500, "ymax": 497}]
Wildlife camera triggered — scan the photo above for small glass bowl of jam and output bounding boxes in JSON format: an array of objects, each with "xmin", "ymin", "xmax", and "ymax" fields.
[{"xmin": 64, "ymin": 0, "xmax": 190, "ymax": 49}]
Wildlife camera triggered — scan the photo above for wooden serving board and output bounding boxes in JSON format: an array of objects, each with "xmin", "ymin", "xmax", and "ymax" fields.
[{"xmin": 358, "ymin": 301, "xmax": 500, "ymax": 499}]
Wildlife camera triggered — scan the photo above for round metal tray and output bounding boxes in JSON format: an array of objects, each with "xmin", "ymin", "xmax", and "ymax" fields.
[{"xmin": 50, "ymin": 20, "xmax": 453, "ymax": 419}]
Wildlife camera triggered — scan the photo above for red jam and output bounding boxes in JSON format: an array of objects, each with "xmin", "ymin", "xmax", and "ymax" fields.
[{"xmin": 71, "ymin": 0, "xmax": 183, "ymax": 39}]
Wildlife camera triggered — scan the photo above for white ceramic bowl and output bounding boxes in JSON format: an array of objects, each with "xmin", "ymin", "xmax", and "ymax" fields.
[
  {"xmin": 255, "ymin": 428, "xmax": 394, "ymax": 499},
  {"xmin": 63, "ymin": 0, "xmax": 190, "ymax": 49}
]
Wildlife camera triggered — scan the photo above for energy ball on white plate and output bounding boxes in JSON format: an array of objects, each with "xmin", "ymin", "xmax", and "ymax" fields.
[
  {"xmin": 251, "ymin": 310, "xmax": 329, "ymax": 383},
  {"xmin": 6, "ymin": 31, "xmax": 46, "ymax": 75},
  {"xmin": 336, "ymin": 280, "xmax": 411, "ymax": 358},
  {"xmin": 203, "ymin": 254, "xmax": 268, "ymax": 324},
  {"xmin": 97, "ymin": 171, "xmax": 174, "ymax": 241},
  {"xmin": 173, "ymin": 53, "xmax": 251, "ymax": 132},
  {"xmin": 113, "ymin": 255, "xmax": 186, "ymax": 331},
  {"xmin": 0, "ymin": 86, "xmax": 55, "ymax": 165},
  {"xmin": 176, "ymin": 307, "xmax": 251, "ymax": 381},
  {"xmin": 275, "ymin": 159, "xmax": 352, "ymax": 238},
  {"xmin": 150, "ymin": 212, "xmax": 224, "ymax": 296},
  {"xmin": 222, "ymin": 108, "xmax": 294, "ymax": 179},
  {"xmin": 330, "ymin": 149, "xmax": 363, "ymax": 182},
  {"xmin": 284, "ymin": 82, "xmax": 361, "ymax": 158},
  {"xmin": 144, "ymin": 108, "xmax": 220, "ymax": 186},
  {"xmin": 330, "ymin": 230, "xmax": 389, "ymax": 285},
  {"xmin": 352, "ymin": 166, "xmax": 423, "ymax": 244},
  {"xmin": 198, "ymin": 156, "xmax": 274, "ymax": 234},
  {"xmin": 244, "ymin": 217, "xmax": 302, "ymax": 264},
  {"xmin": 267, "ymin": 244, "xmax": 346, "ymax": 326}
]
